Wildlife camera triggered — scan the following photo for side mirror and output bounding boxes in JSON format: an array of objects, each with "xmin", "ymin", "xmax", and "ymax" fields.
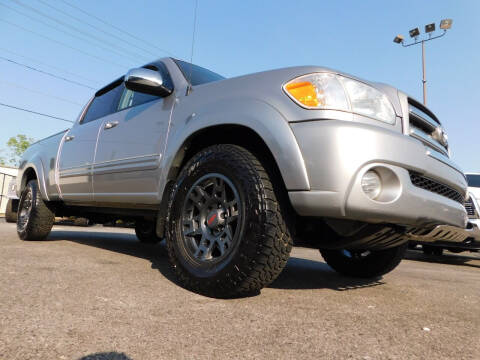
[{"xmin": 124, "ymin": 68, "xmax": 173, "ymax": 97}]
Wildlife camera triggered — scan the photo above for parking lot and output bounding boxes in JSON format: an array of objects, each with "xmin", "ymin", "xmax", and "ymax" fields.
[{"xmin": 0, "ymin": 220, "xmax": 478, "ymax": 360}]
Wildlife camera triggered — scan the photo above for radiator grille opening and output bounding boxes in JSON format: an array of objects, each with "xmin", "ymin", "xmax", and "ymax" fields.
[
  {"xmin": 409, "ymin": 172, "xmax": 464, "ymax": 204},
  {"xmin": 408, "ymin": 98, "xmax": 449, "ymax": 156}
]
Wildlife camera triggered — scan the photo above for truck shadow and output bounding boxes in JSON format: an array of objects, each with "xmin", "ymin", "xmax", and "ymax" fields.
[
  {"xmin": 404, "ymin": 250, "xmax": 480, "ymax": 269},
  {"xmin": 269, "ymin": 256, "xmax": 384, "ymax": 291},
  {"xmin": 47, "ymin": 230, "xmax": 384, "ymax": 293},
  {"xmin": 77, "ymin": 352, "xmax": 132, "ymax": 360}
]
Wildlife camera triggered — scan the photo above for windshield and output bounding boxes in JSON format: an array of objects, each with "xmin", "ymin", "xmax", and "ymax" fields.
[{"xmin": 466, "ymin": 174, "xmax": 480, "ymax": 188}]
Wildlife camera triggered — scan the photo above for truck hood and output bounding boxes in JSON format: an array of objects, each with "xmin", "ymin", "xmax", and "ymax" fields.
[{"xmin": 195, "ymin": 65, "xmax": 404, "ymax": 118}]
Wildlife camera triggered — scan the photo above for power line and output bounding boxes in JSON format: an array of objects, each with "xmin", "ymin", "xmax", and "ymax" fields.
[
  {"xmin": 0, "ymin": 2, "xmax": 147, "ymax": 64},
  {"xmin": 0, "ymin": 18, "xmax": 129, "ymax": 69},
  {"xmin": 0, "ymin": 102, "xmax": 75, "ymax": 123},
  {"xmin": 12, "ymin": 0, "xmax": 150, "ymax": 62},
  {"xmin": 31, "ymin": 0, "xmax": 162, "ymax": 59},
  {"xmin": 58, "ymin": 0, "xmax": 176, "ymax": 57},
  {"xmin": 0, "ymin": 47, "xmax": 101, "ymax": 86},
  {"xmin": 0, "ymin": 79, "xmax": 83, "ymax": 106},
  {"xmin": 0, "ymin": 55, "xmax": 96, "ymax": 90}
]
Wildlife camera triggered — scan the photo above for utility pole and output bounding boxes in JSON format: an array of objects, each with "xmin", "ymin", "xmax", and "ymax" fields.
[{"xmin": 422, "ymin": 40, "xmax": 426, "ymax": 105}]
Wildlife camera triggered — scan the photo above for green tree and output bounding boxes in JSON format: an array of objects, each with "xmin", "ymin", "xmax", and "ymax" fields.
[{"xmin": 5, "ymin": 134, "xmax": 35, "ymax": 166}]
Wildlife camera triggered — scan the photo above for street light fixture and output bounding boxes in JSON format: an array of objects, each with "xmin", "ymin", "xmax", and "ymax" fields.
[
  {"xmin": 425, "ymin": 23, "xmax": 435, "ymax": 33},
  {"xmin": 409, "ymin": 27, "xmax": 420, "ymax": 38},
  {"xmin": 393, "ymin": 35, "xmax": 404, "ymax": 44},
  {"xmin": 440, "ymin": 19, "xmax": 453, "ymax": 30},
  {"xmin": 393, "ymin": 19, "xmax": 453, "ymax": 105}
]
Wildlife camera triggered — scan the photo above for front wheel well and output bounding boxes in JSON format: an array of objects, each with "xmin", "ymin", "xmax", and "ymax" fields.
[
  {"xmin": 173, "ymin": 125, "xmax": 285, "ymax": 186},
  {"xmin": 156, "ymin": 125, "xmax": 292, "ymax": 239}
]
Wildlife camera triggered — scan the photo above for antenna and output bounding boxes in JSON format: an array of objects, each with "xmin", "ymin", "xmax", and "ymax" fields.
[{"xmin": 188, "ymin": 0, "xmax": 198, "ymax": 94}]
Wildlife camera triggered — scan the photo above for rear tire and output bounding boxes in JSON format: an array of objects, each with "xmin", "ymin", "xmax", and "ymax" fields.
[
  {"xmin": 320, "ymin": 243, "xmax": 407, "ymax": 278},
  {"xmin": 5, "ymin": 199, "xmax": 17, "ymax": 223},
  {"xmin": 17, "ymin": 180, "xmax": 54, "ymax": 241},
  {"xmin": 135, "ymin": 220, "xmax": 162, "ymax": 243},
  {"xmin": 166, "ymin": 144, "xmax": 293, "ymax": 298}
]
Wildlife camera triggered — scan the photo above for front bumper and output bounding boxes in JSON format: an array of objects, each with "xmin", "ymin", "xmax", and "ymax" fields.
[{"xmin": 289, "ymin": 120, "xmax": 467, "ymax": 228}]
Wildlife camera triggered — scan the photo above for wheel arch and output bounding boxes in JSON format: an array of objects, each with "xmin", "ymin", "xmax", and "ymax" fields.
[
  {"xmin": 170, "ymin": 125, "xmax": 283, "ymax": 185},
  {"xmin": 17, "ymin": 159, "xmax": 49, "ymax": 200},
  {"xmin": 161, "ymin": 101, "xmax": 310, "ymax": 195},
  {"xmin": 155, "ymin": 120, "xmax": 308, "ymax": 238}
]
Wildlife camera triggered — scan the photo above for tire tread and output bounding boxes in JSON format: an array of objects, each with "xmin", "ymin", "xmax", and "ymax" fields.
[
  {"xmin": 17, "ymin": 180, "xmax": 54, "ymax": 241},
  {"xmin": 166, "ymin": 144, "xmax": 293, "ymax": 297}
]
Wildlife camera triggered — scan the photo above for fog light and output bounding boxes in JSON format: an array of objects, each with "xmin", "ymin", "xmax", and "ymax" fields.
[{"xmin": 361, "ymin": 171, "xmax": 381, "ymax": 200}]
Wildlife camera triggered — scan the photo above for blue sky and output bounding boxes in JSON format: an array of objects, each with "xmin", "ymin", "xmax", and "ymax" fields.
[{"xmin": 0, "ymin": 0, "xmax": 478, "ymax": 171}]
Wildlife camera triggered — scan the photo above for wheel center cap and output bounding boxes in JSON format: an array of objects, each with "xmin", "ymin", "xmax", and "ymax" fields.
[{"xmin": 206, "ymin": 208, "xmax": 224, "ymax": 229}]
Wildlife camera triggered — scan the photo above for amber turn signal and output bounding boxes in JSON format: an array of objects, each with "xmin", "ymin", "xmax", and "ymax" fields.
[{"xmin": 284, "ymin": 81, "xmax": 319, "ymax": 107}]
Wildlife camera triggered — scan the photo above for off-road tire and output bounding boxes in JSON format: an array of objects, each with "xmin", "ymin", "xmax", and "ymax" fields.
[
  {"xmin": 5, "ymin": 199, "xmax": 17, "ymax": 223},
  {"xmin": 166, "ymin": 144, "xmax": 293, "ymax": 298},
  {"xmin": 320, "ymin": 242, "xmax": 408, "ymax": 278},
  {"xmin": 17, "ymin": 180, "xmax": 54, "ymax": 241},
  {"xmin": 135, "ymin": 220, "xmax": 162, "ymax": 243}
]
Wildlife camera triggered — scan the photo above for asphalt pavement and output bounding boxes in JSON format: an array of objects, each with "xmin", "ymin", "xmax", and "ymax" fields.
[{"xmin": 0, "ymin": 220, "xmax": 478, "ymax": 360}]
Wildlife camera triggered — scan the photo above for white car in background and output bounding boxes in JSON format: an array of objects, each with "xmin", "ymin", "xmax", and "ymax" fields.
[
  {"xmin": 5, "ymin": 177, "xmax": 18, "ymax": 223},
  {"xmin": 466, "ymin": 173, "xmax": 480, "ymax": 227},
  {"xmin": 466, "ymin": 173, "xmax": 480, "ymax": 202}
]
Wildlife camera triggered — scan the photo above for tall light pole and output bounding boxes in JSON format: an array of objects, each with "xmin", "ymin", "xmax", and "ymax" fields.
[{"xmin": 393, "ymin": 19, "xmax": 453, "ymax": 105}]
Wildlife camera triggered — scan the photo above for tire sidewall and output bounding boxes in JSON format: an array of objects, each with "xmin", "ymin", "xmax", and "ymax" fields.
[
  {"xmin": 17, "ymin": 181, "xmax": 37, "ymax": 239},
  {"xmin": 167, "ymin": 147, "xmax": 265, "ymax": 288}
]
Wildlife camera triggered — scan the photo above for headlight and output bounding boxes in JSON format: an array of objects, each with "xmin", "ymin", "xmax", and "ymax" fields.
[{"xmin": 283, "ymin": 73, "xmax": 396, "ymax": 124}]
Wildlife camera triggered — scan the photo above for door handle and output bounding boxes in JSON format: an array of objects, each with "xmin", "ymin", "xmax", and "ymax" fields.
[
  {"xmin": 104, "ymin": 121, "xmax": 119, "ymax": 130},
  {"xmin": 65, "ymin": 135, "xmax": 75, "ymax": 142}
]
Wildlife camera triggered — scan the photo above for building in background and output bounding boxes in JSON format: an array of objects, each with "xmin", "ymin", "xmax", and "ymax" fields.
[{"xmin": 0, "ymin": 165, "xmax": 18, "ymax": 216}]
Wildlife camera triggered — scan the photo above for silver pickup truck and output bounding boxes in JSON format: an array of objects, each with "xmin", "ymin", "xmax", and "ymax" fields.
[{"xmin": 15, "ymin": 58, "xmax": 467, "ymax": 297}]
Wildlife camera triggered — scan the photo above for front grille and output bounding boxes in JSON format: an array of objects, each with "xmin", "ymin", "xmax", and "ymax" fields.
[
  {"xmin": 409, "ymin": 172, "xmax": 464, "ymax": 204},
  {"xmin": 408, "ymin": 98, "xmax": 449, "ymax": 156},
  {"xmin": 465, "ymin": 197, "xmax": 476, "ymax": 217}
]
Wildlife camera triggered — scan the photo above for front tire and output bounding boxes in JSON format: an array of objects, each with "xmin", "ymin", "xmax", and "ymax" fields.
[
  {"xmin": 17, "ymin": 180, "xmax": 54, "ymax": 241},
  {"xmin": 166, "ymin": 144, "xmax": 293, "ymax": 298},
  {"xmin": 320, "ymin": 243, "xmax": 407, "ymax": 278}
]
